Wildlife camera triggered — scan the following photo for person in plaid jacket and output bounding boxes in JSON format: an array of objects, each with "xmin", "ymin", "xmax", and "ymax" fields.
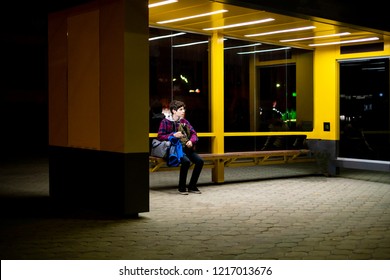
[{"xmin": 157, "ymin": 100, "xmax": 204, "ymax": 195}]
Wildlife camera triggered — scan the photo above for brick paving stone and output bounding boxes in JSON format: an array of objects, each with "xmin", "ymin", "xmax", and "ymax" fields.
[{"xmin": 1, "ymin": 157, "xmax": 390, "ymax": 260}]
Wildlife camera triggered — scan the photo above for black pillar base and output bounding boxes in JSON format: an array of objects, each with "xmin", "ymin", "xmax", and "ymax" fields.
[
  {"xmin": 49, "ymin": 146, "xmax": 149, "ymax": 216},
  {"xmin": 306, "ymin": 139, "xmax": 337, "ymax": 176}
]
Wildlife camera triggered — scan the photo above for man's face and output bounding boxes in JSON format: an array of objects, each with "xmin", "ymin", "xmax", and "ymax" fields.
[{"xmin": 174, "ymin": 106, "xmax": 186, "ymax": 118}]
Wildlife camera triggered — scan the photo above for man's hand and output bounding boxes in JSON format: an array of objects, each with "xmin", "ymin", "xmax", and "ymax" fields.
[
  {"xmin": 186, "ymin": 140, "xmax": 193, "ymax": 148},
  {"xmin": 174, "ymin": 132, "xmax": 184, "ymax": 138}
]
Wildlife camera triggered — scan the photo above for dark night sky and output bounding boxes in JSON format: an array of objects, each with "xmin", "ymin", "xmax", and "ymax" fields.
[
  {"xmin": 0, "ymin": 1, "xmax": 91, "ymax": 157},
  {"xmin": 1, "ymin": 3, "xmax": 48, "ymax": 156}
]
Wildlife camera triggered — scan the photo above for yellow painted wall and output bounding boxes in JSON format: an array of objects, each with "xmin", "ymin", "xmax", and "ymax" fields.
[
  {"xmin": 310, "ymin": 35, "xmax": 390, "ymax": 141},
  {"xmin": 312, "ymin": 46, "xmax": 339, "ymax": 140}
]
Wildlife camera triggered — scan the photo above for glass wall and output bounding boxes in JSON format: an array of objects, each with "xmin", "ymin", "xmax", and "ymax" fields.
[
  {"xmin": 257, "ymin": 63, "xmax": 296, "ymax": 131},
  {"xmin": 223, "ymin": 39, "xmax": 300, "ymax": 133},
  {"xmin": 150, "ymin": 27, "xmax": 314, "ymax": 153},
  {"xmin": 149, "ymin": 28, "xmax": 210, "ymax": 133},
  {"xmin": 223, "ymin": 38, "xmax": 313, "ymax": 151},
  {"xmin": 223, "ymin": 39, "xmax": 254, "ymax": 132},
  {"xmin": 339, "ymin": 57, "xmax": 390, "ymax": 161}
]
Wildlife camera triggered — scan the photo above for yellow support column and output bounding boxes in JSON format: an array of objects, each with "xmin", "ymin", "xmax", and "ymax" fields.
[
  {"xmin": 210, "ymin": 32, "xmax": 225, "ymax": 183},
  {"xmin": 313, "ymin": 46, "xmax": 339, "ymax": 141},
  {"xmin": 48, "ymin": 0, "xmax": 149, "ymax": 216}
]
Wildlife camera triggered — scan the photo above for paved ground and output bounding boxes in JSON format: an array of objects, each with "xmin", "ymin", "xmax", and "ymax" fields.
[{"xmin": 1, "ymin": 156, "xmax": 390, "ymax": 260}]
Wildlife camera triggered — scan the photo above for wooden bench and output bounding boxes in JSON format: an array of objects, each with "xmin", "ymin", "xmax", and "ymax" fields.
[{"xmin": 149, "ymin": 149, "xmax": 315, "ymax": 183}]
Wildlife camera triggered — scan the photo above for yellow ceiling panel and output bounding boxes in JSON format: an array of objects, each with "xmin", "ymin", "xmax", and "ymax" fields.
[{"xmin": 149, "ymin": 0, "xmax": 384, "ymax": 50}]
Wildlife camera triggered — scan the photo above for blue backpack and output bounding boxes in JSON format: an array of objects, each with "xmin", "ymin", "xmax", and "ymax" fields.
[{"xmin": 167, "ymin": 136, "xmax": 184, "ymax": 167}]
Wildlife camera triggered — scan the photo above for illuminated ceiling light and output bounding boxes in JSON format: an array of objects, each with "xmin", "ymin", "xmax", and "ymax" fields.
[
  {"xmin": 238, "ymin": 46, "xmax": 291, "ymax": 54},
  {"xmin": 148, "ymin": 0, "xmax": 177, "ymax": 8},
  {"xmin": 173, "ymin": 40, "xmax": 209, "ymax": 48},
  {"xmin": 280, "ymin": 32, "xmax": 351, "ymax": 43},
  {"xmin": 245, "ymin": 26, "xmax": 316, "ymax": 37},
  {"xmin": 362, "ymin": 67, "xmax": 385, "ymax": 70},
  {"xmin": 203, "ymin": 18, "xmax": 274, "ymax": 31},
  {"xmin": 149, "ymin": 32, "xmax": 186, "ymax": 41},
  {"xmin": 309, "ymin": 37, "xmax": 379, "ymax": 47},
  {"xmin": 157, "ymin": 9, "xmax": 228, "ymax": 24},
  {"xmin": 337, "ymin": 56, "xmax": 390, "ymax": 62},
  {"xmin": 224, "ymin": 43, "xmax": 261, "ymax": 50}
]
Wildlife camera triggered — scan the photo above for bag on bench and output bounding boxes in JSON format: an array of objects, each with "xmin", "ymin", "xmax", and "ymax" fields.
[
  {"xmin": 167, "ymin": 136, "xmax": 184, "ymax": 167},
  {"xmin": 151, "ymin": 139, "xmax": 171, "ymax": 158}
]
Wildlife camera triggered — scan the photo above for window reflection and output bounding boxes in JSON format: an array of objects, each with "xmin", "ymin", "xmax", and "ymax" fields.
[
  {"xmin": 224, "ymin": 39, "xmax": 253, "ymax": 132},
  {"xmin": 149, "ymin": 28, "xmax": 210, "ymax": 133},
  {"xmin": 339, "ymin": 57, "xmax": 390, "ymax": 161},
  {"xmin": 257, "ymin": 64, "xmax": 296, "ymax": 132},
  {"xmin": 223, "ymin": 38, "xmax": 313, "ymax": 136},
  {"xmin": 150, "ymin": 27, "xmax": 314, "ymax": 152}
]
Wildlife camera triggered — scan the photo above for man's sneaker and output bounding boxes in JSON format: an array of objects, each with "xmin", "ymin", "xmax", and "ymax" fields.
[
  {"xmin": 188, "ymin": 187, "xmax": 201, "ymax": 194},
  {"xmin": 178, "ymin": 188, "xmax": 188, "ymax": 195}
]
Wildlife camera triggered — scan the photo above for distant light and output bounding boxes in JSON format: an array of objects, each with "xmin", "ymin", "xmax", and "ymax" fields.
[
  {"xmin": 276, "ymin": 83, "xmax": 281, "ymax": 88},
  {"xmin": 292, "ymin": 92, "xmax": 297, "ymax": 97},
  {"xmin": 180, "ymin": 75, "xmax": 188, "ymax": 83}
]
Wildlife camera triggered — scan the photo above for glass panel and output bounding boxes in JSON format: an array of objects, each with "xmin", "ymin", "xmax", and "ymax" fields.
[
  {"xmin": 339, "ymin": 57, "xmax": 390, "ymax": 161},
  {"xmin": 256, "ymin": 48, "xmax": 314, "ymax": 134},
  {"xmin": 150, "ymin": 28, "xmax": 314, "ymax": 152},
  {"xmin": 223, "ymin": 39, "xmax": 255, "ymax": 132},
  {"xmin": 224, "ymin": 38, "xmax": 313, "ymax": 136},
  {"xmin": 257, "ymin": 63, "xmax": 296, "ymax": 132},
  {"xmin": 149, "ymin": 28, "xmax": 173, "ymax": 132},
  {"xmin": 225, "ymin": 136, "xmax": 266, "ymax": 152},
  {"xmin": 149, "ymin": 28, "xmax": 210, "ymax": 133},
  {"xmin": 224, "ymin": 135, "xmax": 307, "ymax": 152},
  {"xmin": 172, "ymin": 32, "xmax": 210, "ymax": 132}
]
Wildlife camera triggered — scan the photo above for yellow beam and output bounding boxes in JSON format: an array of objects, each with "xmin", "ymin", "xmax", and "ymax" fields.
[
  {"xmin": 210, "ymin": 32, "xmax": 225, "ymax": 153},
  {"xmin": 210, "ymin": 32, "xmax": 225, "ymax": 182}
]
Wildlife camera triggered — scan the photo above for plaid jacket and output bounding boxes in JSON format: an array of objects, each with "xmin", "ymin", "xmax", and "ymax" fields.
[{"xmin": 157, "ymin": 117, "xmax": 198, "ymax": 144}]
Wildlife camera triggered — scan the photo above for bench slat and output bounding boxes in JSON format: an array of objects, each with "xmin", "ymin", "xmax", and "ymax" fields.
[{"xmin": 149, "ymin": 149, "xmax": 313, "ymax": 172}]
